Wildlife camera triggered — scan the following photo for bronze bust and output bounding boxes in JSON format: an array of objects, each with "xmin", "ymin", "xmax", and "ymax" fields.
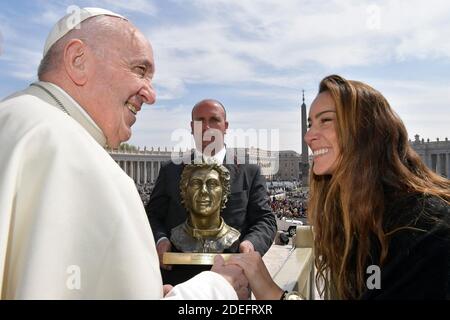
[{"xmin": 170, "ymin": 163, "xmax": 240, "ymax": 253}]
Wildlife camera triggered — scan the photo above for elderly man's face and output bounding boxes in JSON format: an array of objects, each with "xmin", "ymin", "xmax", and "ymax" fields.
[
  {"xmin": 88, "ymin": 21, "xmax": 156, "ymax": 148},
  {"xmin": 186, "ymin": 168, "xmax": 223, "ymax": 218}
]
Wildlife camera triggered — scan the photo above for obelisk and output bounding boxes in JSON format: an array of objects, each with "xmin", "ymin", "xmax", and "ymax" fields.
[{"xmin": 301, "ymin": 90, "xmax": 309, "ymax": 186}]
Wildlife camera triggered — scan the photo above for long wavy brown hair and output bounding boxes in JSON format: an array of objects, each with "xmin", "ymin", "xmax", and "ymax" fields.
[{"xmin": 308, "ymin": 75, "xmax": 450, "ymax": 299}]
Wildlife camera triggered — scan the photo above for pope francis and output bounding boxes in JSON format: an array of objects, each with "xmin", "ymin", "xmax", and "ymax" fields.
[{"xmin": 0, "ymin": 7, "xmax": 248, "ymax": 299}]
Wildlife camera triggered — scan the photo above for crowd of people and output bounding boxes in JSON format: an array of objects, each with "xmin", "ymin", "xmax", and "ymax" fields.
[
  {"xmin": 268, "ymin": 189, "xmax": 308, "ymax": 220},
  {"xmin": 136, "ymin": 182, "xmax": 155, "ymax": 206}
]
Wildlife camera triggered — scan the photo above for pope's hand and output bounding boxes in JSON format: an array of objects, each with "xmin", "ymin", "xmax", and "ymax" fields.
[
  {"xmin": 211, "ymin": 255, "xmax": 249, "ymax": 300},
  {"xmin": 156, "ymin": 239, "xmax": 172, "ymax": 270},
  {"xmin": 163, "ymin": 284, "xmax": 174, "ymax": 297}
]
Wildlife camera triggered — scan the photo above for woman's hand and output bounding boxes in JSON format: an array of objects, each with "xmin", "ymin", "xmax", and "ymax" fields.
[{"xmin": 227, "ymin": 252, "xmax": 284, "ymax": 300}]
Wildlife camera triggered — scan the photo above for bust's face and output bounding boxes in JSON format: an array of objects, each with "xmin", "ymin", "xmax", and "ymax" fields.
[{"xmin": 186, "ymin": 168, "xmax": 222, "ymax": 218}]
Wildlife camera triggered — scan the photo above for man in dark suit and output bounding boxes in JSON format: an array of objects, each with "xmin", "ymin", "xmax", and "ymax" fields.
[{"xmin": 145, "ymin": 99, "xmax": 277, "ymax": 285}]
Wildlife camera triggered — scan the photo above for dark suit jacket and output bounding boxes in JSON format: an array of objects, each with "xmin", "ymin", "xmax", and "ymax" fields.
[{"xmin": 146, "ymin": 160, "xmax": 277, "ymax": 255}]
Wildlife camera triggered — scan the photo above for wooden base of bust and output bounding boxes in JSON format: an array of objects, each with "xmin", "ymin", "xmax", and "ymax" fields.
[{"xmin": 163, "ymin": 252, "xmax": 236, "ymax": 265}]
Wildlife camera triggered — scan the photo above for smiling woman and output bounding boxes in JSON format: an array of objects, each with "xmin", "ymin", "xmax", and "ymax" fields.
[
  {"xmin": 226, "ymin": 74, "xmax": 450, "ymax": 300},
  {"xmin": 307, "ymin": 75, "xmax": 450, "ymax": 299}
]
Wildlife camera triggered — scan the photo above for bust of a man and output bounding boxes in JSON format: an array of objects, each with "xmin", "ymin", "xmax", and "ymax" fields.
[{"xmin": 170, "ymin": 163, "xmax": 240, "ymax": 253}]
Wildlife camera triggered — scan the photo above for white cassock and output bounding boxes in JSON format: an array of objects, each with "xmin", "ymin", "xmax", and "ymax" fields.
[{"xmin": 0, "ymin": 82, "xmax": 237, "ymax": 300}]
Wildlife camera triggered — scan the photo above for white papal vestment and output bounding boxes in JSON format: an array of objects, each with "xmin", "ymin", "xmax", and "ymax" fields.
[{"xmin": 0, "ymin": 82, "xmax": 237, "ymax": 299}]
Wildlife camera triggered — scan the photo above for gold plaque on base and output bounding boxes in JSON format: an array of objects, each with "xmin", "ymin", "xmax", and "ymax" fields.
[{"xmin": 163, "ymin": 252, "xmax": 235, "ymax": 265}]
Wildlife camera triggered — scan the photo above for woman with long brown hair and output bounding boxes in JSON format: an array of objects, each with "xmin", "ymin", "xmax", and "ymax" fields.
[{"xmin": 228, "ymin": 75, "xmax": 450, "ymax": 299}]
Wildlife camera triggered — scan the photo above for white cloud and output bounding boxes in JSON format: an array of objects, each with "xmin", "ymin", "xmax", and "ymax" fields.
[
  {"xmin": 1, "ymin": 45, "xmax": 41, "ymax": 81},
  {"xmin": 138, "ymin": 0, "xmax": 450, "ymax": 150},
  {"xmin": 148, "ymin": 21, "xmax": 255, "ymax": 99},
  {"xmin": 0, "ymin": 13, "xmax": 19, "ymax": 43},
  {"xmin": 130, "ymin": 75, "xmax": 450, "ymax": 154},
  {"xmin": 129, "ymin": 103, "xmax": 192, "ymax": 149},
  {"xmin": 28, "ymin": 0, "xmax": 157, "ymax": 28},
  {"xmin": 30, "ymin": 5, "xmax": 62, "ymax": 26},
  {"xmin": 369, "ymin": 79, "xmax": 450, "ymax": 139},
  {"xmin": 1, "ymin": 0, "xmax": 449, "ymax": 151},
  {"xmin": 129, "ymin": 101, "xmax": 305, "ymax": 152},
  {"xmin": 0, "ymin": 30, "xmax": 3, "ymax": 58},
  {"xmin": 145, "ymin": 0, "xmax": 450, "ymax": 98},
  {"xmin": 94, "ymin": 0, "xmax": 157, "ymax": 15}
]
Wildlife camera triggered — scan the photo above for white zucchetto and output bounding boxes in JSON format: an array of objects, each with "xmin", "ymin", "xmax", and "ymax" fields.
[{"xmin": 43, "ymin": 7, "xmax": 126, "ymax": 56}]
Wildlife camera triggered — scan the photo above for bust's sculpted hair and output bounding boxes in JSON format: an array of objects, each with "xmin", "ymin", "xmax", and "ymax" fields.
[{"xmin": 180, "ymin": 163, "xmax": 231, "ymax": 212}]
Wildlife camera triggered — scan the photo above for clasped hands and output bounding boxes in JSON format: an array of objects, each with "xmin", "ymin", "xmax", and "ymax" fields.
[{"xmin": 158, "ymin": 239, "xmax": 282, "ymax": 300}]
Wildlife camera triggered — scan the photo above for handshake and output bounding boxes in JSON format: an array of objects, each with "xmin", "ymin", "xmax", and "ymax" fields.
[{"xmin": 157, "ymin": 238, "xmax": 284, "ymax": 300}]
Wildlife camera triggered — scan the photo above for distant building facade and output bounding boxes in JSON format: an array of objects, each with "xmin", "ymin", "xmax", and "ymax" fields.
[
  {"xmin": 234, "ymin": 147, "xmax": 279, "ymax": 180},
  {"xmin": 411, "ymin": 135, "xmax": 450, "ymax": 178},
  {"xmin": 276, "ymin": 150, "xmax": 302, "ymax": 181},
  {"xmin": 109, "ymin": 146, "xmax": 172, "ymax": 184},
  {"xmin": 108, "ymin": 146, "xmax": 280, "ymax": 183},
  {"xmin": 108, "ymin": 135, "xmax": 450, "ymax": 183}
]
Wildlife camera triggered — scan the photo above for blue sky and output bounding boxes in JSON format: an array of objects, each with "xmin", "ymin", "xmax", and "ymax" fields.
[{"xmin": 1, "ymin": 0, "xmax": 449, "ymax": 153}]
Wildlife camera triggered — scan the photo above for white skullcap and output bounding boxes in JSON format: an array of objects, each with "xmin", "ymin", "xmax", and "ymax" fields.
[{"xmin": 43, "ymin": 7, "xmax": 126, "ymax": 56}]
